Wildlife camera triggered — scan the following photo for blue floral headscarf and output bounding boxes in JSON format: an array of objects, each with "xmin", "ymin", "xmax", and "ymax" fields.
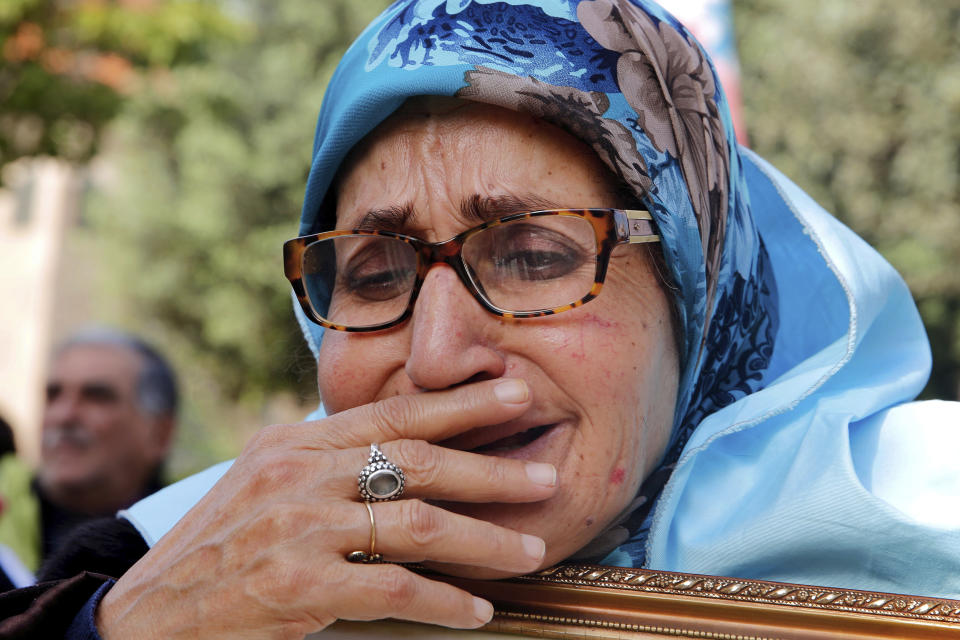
[
  {"xmin": 125, "ymin": 0, "xmax": 960, "ymax": 598},
  {"xmin": 296, "ymin": 0, "xmax": 778, "ymax": 567}
]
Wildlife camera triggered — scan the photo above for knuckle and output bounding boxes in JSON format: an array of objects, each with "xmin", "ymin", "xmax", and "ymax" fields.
[
  {"xmin": 244, "ymin": 423, "xmax": 290, "ymax": 453},
  {"xmin": 491, "ymin": 526, "xmax": 514, "ymax": 557},
  {"xmin": 378, "ymin": 565, "xmax": 418, "ymax": 611},
  {"xmin": 242, "ymin": 453, "xmax": 302, "ymax": 496},
  {"xmin": 369, "ymin": 395, "xmax": 423, "ymax": 441},
  {"xmin": 247, "ymin": 500, "xmax": 339, "ymax": 549},
  {"xmin": 259, "ymin": 500, "xmax": 313, "ymax": 539},
  {"xmin": 308, "ymin": 429, "xmax": 340, "ymax": 452},
  {"xmin": 483, "ymin": 455, "xmax": 511, "ymax": 489},
  {"xmin": 253, "ymin": 558, "xmax": 301, "ymax": 600},
  {"xmin": 393, "ymin": 439, "xmax": 439, "ymax": 480},
  {"xmin": 399, "ymin": 499, "xmax": 443, "ymax": 549},
  {"xmin": 252, "ymin": 563, "xmax": 338, "ymax": 636}
]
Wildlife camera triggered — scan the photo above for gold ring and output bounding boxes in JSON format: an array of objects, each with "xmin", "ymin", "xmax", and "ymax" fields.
[
  {"xmin": 365, "ymin": 501, "xmax": 377, "ymax": 557},
  {"xmin": 346, "ymin": 502, "xmax": 383, "ymax": 564}
]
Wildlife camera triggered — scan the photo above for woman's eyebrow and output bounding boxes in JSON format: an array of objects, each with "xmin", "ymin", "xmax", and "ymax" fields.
[
  {"xmin": 460, "ymin": 193, "xmax": 559, "ymax": 223},
  {"xmin": 353, "ymin": 194, "xmax": 558, "ymax": 231},
  {"xmin": 356, "ymin": 204, "xmax": 414, "ymax": 231}
]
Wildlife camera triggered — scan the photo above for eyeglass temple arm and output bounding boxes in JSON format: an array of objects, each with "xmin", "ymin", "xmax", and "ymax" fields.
[{"xmin": 618, "ymin": 209, "xmax": 660, "ymax": 244}]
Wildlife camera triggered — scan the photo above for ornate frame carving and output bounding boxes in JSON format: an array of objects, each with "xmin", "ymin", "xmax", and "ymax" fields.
[{"xmin": 434, "ymin": 563, "xmax": 960, "ymax": 639}]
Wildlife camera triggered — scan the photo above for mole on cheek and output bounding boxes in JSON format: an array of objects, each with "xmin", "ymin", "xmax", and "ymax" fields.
[
  {"xmin": 585, "ymin": 516, "xmax": 595, "ymax": 527},
  {"xmin": 609, "ymin": 467, "xmax": 626, "ymax": 485}
]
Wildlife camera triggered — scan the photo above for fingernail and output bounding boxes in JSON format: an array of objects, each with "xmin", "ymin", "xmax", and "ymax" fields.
[
  {"xmin": 473, "ymin": 597, "xmax": 494, "ymax": 624},
  {"xmin": 521, "ymin": 534, "xmax": 545, "ymax": 562},
  {"xmin": 494, "ymin": 379, "xmax": 528, "ymax": 405},
  {"xmin": 525, "ymin": 462, "xmax": 556, "ymax": 487}
]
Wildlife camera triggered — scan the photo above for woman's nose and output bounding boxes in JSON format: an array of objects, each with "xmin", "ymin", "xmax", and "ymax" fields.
[{"xmin": 404, "ymin": 265, "xmax": 506, "ymax": 390}]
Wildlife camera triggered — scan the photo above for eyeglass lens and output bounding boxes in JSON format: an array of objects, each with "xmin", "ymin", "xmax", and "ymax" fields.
[{"xmin": 301, "ymin": 215, "xmax": 597, "ymax": 329}]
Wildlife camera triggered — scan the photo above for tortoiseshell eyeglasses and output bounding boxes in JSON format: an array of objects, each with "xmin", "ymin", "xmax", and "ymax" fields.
[{"xmin": 283, "ymin": 208, "xmax": 660, "ymax": 332}]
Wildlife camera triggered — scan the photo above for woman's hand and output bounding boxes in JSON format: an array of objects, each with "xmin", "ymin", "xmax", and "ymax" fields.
[{"xmin": 96, "ymin": 378, "xmax": 557, "ymax": 639}]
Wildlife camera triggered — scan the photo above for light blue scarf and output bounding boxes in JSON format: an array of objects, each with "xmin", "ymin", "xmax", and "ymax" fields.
[{"xmin": 125, "ymin": 0, "xmax": 960, "ymax": 598}]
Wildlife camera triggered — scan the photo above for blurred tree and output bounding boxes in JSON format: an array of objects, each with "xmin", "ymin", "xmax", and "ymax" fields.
[
  {"xmin": 735, "ymin": 0, "xmax": 960, "ymax": 399},
  {"xmin": 0, "ymin": 0, "xmax": 239, "ymax": 173},
  {"xmin": 88, "ymin": 0, "xmax": 393, "ymax": 417}
]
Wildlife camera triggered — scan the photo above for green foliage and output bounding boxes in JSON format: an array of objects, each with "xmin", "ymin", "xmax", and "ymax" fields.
[
  {"xmin": 89, "ymin": 0, "xmax": 393, "ymax": 414},
  {"xmin": 69, "ymin": 2, "xmax": 242, "ymax": 67},
  {"xmin": 0, "ymin": 0, "xmax": 240, "ymax": 169},
  {"xmin": 735, "ymin": 0, "xmax": 960, "ymax": 398}
]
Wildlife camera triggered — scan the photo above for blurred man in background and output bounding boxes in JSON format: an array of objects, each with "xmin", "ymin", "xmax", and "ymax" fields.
[{"xmin": 0, "ymin": 329, "xmax": 177, "ymax": 581}]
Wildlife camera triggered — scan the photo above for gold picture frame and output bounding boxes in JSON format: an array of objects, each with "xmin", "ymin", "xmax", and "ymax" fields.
[
  {"xmin": 318, "ymin": 563, "xmax": 960, "ymax": 638},
  {"xmin": 311, "ymin": 563, "xmax": 960, "ymax": 639},
  {"xmin": 440, "ymin": 563, "xmax": 960, "ymax": 639}
]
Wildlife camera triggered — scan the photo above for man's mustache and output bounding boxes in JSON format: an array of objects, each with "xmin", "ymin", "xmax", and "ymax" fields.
[{"xmin": 43, "ymin": 424, "xmax": 95, "ymax": 449}]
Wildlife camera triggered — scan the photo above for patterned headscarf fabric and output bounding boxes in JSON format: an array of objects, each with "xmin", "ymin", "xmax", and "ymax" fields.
[{"xmin": 288, "ymin": 0, "xmax": 960, "ymax": 596}]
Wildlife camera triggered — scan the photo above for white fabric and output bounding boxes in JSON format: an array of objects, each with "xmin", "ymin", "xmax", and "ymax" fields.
[
  {"xmin": 119, "ymin": 460, "xmax": 233, "ymax": 546},
  {"xmin": 850, "ymin": 400, "xmax": 960, "ymax": 529},
  {"xmin": 0, "ymin": 544, "xmax": 35, "ymax": 588}
]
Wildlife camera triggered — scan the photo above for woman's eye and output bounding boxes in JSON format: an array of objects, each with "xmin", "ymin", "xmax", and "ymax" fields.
[
  {"xmin": 345, "ymin": 268, "xmax": 407, "ymax": 300},
  {"xmin": 493, "ymin": 241, "xmax": 586, "ymax": 281},
  {"xmin": 340, "ymin": 249, "xmax": 412, "ymax": 301}
]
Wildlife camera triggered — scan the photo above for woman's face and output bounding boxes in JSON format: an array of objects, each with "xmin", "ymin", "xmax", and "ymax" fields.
[{"xmin": 317, "ymin": 99, "xmax": 679, "ymax": 570}]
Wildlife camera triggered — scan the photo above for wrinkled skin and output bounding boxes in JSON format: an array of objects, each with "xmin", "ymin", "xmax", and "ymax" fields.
[
  {"xmin": 97, "ymin": 101, "xmax": 679, "ymax": 639},
  {"xmin": 323, "ymin": 98, "xmax": 680, "ymax": 575}
]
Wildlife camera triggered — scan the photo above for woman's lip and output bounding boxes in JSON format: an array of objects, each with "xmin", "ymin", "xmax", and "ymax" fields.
[
  {"xmin": 471, "ymin": 424, "xmax": 554, "ymax": 454},
  {"xmin": 438, "ymin": 420, "xmax": 568, "ymax": 463},
  {"xmin": 438, "ymin": 417, "xmax": 562, "ymax": 451},
  {"xmin": 472, "ymin": 423, "xmax": 560, "ymax": 460}
]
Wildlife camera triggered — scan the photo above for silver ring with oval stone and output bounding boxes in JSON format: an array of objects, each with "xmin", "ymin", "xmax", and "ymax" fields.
[{"xmin": 358, "ymin": 443, "xmax": 406, "ymax": 502}]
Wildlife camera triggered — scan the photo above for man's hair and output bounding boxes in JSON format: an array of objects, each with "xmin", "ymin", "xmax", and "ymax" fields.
[{"xmin": 55, "ymin": 328, "xmax": 179, "ymax": 418}]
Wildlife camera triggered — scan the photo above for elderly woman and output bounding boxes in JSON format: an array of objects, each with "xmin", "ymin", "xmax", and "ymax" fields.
[{"xmin": 4, "ymin": 0, "xmax": 960, "ymax": 637}]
